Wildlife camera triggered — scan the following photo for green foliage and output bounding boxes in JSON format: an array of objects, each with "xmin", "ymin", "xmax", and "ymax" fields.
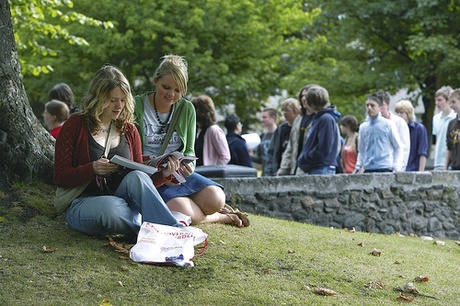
[
  {"xmin": 10, "ymin": 0, "xmax": 112, "ymax": 76},
  {"xmin": 16, "ymin": 0, "xmax": 327, "ymax": 127},
  {"xmin": 314, "ymin": 0, "xmax": 460, "ymax": 127},
  {"xmin": 13, "ymin": 0, "xmax": 460, "ymax": 128}
]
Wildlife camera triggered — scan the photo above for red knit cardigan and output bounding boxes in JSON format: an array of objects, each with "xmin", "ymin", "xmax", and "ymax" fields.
[{"xmin": 54, "ymin": 114, "xmax": 169, "ymax": 188}]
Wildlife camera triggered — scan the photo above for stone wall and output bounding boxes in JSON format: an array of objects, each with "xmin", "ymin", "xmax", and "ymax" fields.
[{"xmin": 213, "ymin": 171, "xmax": 460, "ymax": 239}]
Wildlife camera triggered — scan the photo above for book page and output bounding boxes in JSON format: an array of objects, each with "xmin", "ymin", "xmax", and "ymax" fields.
[{"xmin": 110, "ymin": 155, "xmax": 157, "ymax": 175}]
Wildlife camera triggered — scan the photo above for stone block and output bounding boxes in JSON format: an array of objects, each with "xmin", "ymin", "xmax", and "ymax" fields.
[
  {"xmin": 395, "ymin": 172, "xmax": 415, "ymax": 184},
  {"xmin": 343, "ymin": 213, "xmax": 365, "ymax": 228},
  {"xmin": 411, "ymin": 217, "xmax": 428, "ymax": 230},
  {"xmin": 324, "ymin": 198, "xmax": 340, "ymax": 208},
  {"xmin": 428, "ymin": 217, "xmax": 442, "ymax": 232},
  {"xmin": 381, "ymin": 188, "xmax": 394, "ymax": 199},
  {"xmin": 415, "ymin": 172, "xmax": 433, "ymax": 184},
  {"xmin": 300, "ymin": 196, "xmax": 316, "ymax": 208},
  {"xmin": 443, "ymin": 222, "xmax": 456, "ymax": 230},
  {"xmin": 424, "ymin": 201, "xmax": 437, "ymax": 212},
  {"xmin": 426, "ymin": 189, "xmax": 443, "ymax": 200}
]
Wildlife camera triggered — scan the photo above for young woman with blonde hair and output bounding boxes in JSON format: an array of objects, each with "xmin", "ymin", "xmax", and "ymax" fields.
[{"xmin": 134, "ymin": 55, "xmax": 249, "ymax": 227}]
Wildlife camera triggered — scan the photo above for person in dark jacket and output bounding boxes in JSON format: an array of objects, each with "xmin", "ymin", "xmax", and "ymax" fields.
[
  {"xmin": 224, "ymin": 114, "xmax": 253, "ymax": 168},
  {"xmin": 297, "ymin": 85, "xmax": 341, "ymax": 174},
  {"xmin": 265, "ymin": 98, "xmax": 301, "ymax": 176}
]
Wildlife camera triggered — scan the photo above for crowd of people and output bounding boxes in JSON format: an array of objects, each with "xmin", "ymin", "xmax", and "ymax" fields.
[
  {"xmin": 222, "ymin": 85, "xmax": 458, "ymax": 176},
  {"xmin": 47, "ymin": 54, "xmax": 460, "ymax": 241}
]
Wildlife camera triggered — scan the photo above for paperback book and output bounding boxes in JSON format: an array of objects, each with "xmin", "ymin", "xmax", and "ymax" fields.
[
  {"xmin": 146, "ymin": 151, "xmax": 198, "ymax": 183},
  {"xmin": 110, "ymin": 155, "xmax": 158, "ymax": 175}
]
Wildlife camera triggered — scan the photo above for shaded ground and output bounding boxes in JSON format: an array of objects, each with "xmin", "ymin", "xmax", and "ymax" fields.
[{"xmin": 0, "ymin": 179, "xmax": 56, "ymax": 222}]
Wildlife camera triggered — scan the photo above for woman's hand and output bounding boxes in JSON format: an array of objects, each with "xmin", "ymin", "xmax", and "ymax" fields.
[
  {"xmin": 92, "ymin": 158, "xmax": 119, "ymax": 177},
  {"xmin": 178, "ymin": 161, "xmax": 193, "ymax": 178},
  {"xmin": 161, "ymin": 156, "xmax": 180, "ymax": 177}
]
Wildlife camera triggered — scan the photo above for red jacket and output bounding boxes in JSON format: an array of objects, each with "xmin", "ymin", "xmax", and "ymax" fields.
[{"xmin": 54, "ymin": 114, "xmax": 168, "ymax": 188}]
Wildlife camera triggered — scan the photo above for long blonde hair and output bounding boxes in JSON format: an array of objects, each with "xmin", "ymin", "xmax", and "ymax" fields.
[
  {"xmin": 153, "ymin": 55, "xmax": 188, "ymax": 95},
  {"xmin": 81, "ymin": 65, "xmax": 134, "ymax": 133}
]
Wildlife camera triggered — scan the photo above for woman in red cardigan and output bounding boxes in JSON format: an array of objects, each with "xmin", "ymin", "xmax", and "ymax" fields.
[{"xmin": 54, "ymin": 65, "xmax": 183, "ymax": 240}]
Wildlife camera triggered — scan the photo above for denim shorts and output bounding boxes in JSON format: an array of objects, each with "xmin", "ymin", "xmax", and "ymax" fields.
[{"xmin": 157, "ymin": 172, "xmax": 223, "ymax": 203}]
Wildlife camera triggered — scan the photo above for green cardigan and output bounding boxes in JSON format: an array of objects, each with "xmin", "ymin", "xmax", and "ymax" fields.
[{"xmin": 134, "ymin": 92, "xmax": 197, "ymax": 159}]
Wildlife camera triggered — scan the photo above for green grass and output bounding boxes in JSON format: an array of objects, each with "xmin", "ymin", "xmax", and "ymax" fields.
[{"xmin": 1, "ymin": 213, "xmax": 459, "ymax": 305}]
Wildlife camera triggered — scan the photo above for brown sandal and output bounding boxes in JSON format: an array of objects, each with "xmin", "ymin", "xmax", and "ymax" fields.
[{"xmin": 218, "ymin": 204, "xmax": 250, "ymax": 227}]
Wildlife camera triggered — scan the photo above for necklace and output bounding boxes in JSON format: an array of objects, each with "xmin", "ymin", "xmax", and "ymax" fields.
[
  {"xmin": 153, "ymin": 93, "xmax": 173, "ymax": 133},
  {"xmin": 100, "ymin": 127, "xmax": 110, "ymax": 133}
]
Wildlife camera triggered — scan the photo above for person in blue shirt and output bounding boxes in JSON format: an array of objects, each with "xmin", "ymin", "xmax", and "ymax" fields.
[
  {"xmin": 394, "ymin": 100, "xmax": 428, "ymax": 171},
  {"xmin": 355, "ymin": 93, "xmax": 404, "ymax": 173},
  {"xmin": 224, "ymin": 114, "xmax": 253, "ymax": 168},
  {"xmin": 297, "ymin": 85, "xmax": 341, "ymax": 175}
]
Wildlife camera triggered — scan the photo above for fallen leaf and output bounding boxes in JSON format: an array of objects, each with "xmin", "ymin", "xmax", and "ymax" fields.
[
  {"xmin": 42, "ymin": 246, "xmax": 57, "ymax": 253},
  {"xmin": 396, "ymin": 293, "xmax": 414, "ymax": 302},
  {"xmin": 100, "ymin": 299, "xmax": 112, "ymax": 306},
  {"xmin": 454, "ymin": 241, "xmax": 460, "ymax": 246},
  {"xmin": 394, "ymin": 260, "xmax": 402, "ymax": 264},
  {"xmin": 302, "ymin": 285, "xmax": 311, "ymax": 290},
  {"xmin": 262, "ymin": 268, "xmax": 270, "ymax": 275},
  {"xmin": 370, "ymin": 248, "xmax": 382, "ymax": 257},
  {"xmin": 364, "ymin": 281, "xmax": 384, "ymax": 289},
  {"xmin": 107, "ymin": 237, "xmax": 130, "ymax": 254},
  {"xmin": 357, "ymin": 242, "xmax": 364, "ymax": 247},
  {"xmin": 313, "ymin": 287, "xmax": 338, "ymax": 296},
  {"xmin": 350, "ymin": 227, "xmax": 356, "ymax": 233},
  {"xmin": 433, "ymin": 241, "xmax": 445, "ymax": 246},
  {"xmin": 414, "ymin": 276, "xmax": 429, "ymax": 283},
  {"xmin": 287, "ymin": 250, "xmax": 295, "ymax": 254},
  {"xmin": 117, "ymin": 281, "xmax": 123, "ymax": 286}
]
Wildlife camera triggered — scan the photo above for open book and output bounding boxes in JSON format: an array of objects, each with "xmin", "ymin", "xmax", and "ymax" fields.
[
  {"xmin": 110, "ymin": 155, "xmax": 158, "ymax": 175},
  {"xmin": 146, "ymin": 151, "xmax": 198, "ymax": 183}
]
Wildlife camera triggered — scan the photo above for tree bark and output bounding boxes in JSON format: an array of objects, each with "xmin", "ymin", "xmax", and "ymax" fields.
[{"xmin": 0, "ymin": 1, "xmax": 54, "ymax": 188}]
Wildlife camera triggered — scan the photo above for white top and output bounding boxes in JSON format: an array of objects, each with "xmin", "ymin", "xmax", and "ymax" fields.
[
  {"xmin": 388, "ymin": 112, "xmax": 410, "ymax": 171},
  {"xmin": 432, "ymin": 110, "xmax": 456, "ymax": 168},
  {"xmin": 142, "ymin": 95, "xmax": 182, "ymax": 157}
]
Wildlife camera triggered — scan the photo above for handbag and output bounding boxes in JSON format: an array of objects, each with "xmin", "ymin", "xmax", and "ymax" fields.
[
  {"xmin": 129, "ymin": 221, "xmax": 208, "ymax": 267},
  {"xmin": 53, "ymin": 182, "xmax": 91, "ymax": 214}
]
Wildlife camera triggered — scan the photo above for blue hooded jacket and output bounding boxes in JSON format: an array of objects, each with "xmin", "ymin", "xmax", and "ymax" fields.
[{"xmin": 297, "ymin": 105, "xmax": 341, "ymax": 173}]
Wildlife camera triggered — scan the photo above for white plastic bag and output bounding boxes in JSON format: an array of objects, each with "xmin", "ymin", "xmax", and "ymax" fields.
[
  {"xmin": 129, "ymin": 222, "xmax": 208, "ymax": 267},
  {"xmin": 171, "ymin": 211, "xmax": 192, "ymax": 226}
]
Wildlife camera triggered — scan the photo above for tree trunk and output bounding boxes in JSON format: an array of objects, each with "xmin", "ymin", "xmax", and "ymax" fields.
[{"xmin": 0, "ymin": 1, "xmax": 54, "ymax": 188}]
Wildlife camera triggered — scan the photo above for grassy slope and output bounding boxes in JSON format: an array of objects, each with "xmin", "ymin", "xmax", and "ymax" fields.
[{"xmin": 0, "ymin": 214, "xmax": 458, "ymax": 306}]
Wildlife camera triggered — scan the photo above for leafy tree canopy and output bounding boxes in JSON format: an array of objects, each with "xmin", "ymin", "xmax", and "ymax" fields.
[{"xmin": 12, "ymin": 0, "xmax": 460, "ymax": 129}]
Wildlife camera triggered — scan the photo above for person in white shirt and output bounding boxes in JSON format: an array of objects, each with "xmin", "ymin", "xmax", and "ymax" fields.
[
  {"xmin": 355, "ymin": 92, "xmax": 404, "ymax": 173},
  {"xmin": 377, "ymin": 90, "xmax": 410, "ymax": 171},
  {"xmin": 432, "ymin": 86, "xmax": 455, "ymax": 170}
]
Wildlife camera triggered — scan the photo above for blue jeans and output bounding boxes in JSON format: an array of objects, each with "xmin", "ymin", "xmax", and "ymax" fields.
[
  {"xmin": 308, "ymin": 166, "xmax": 336, "ymax": 175},
  {"xmin": 66, "ymin": 171, "xmax": 182, "ymax": 237}
]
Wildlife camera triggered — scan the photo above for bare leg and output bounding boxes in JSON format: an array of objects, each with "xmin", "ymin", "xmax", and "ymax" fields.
[{"xmin": 166, "ymin": 186, "xmax": 238, "ymax": 225}]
